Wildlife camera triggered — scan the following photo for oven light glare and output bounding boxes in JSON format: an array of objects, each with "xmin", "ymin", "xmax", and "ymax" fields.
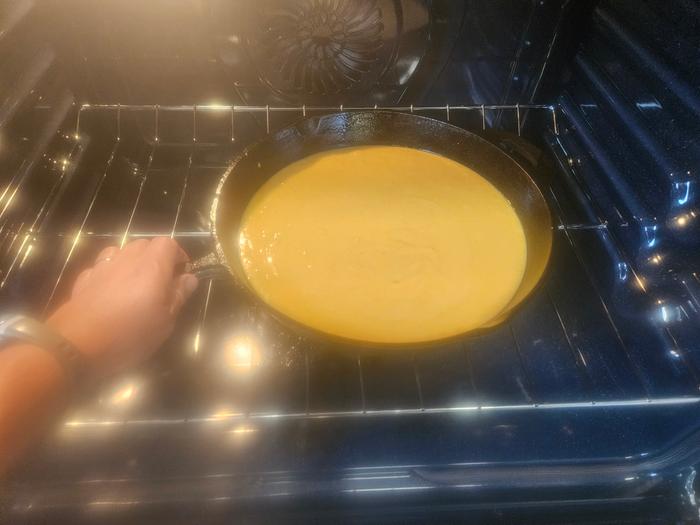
[
  {"xmin": 210, "ymin": 407, "xmax": 241, "ymax": 420},
  {"xmin": 203, "ymin": 101, "xmax": 230, "ymax": 111},
  {"xmin": 223, "ymin": 334, "xmax": 261, "ymax": 371},
  {"xmin": 229, "ymin": 423, "xmax": 256, "ymax": 435},
  {"xmin": 112, "ymin": 385, "xmax": 134, "ymax": 404},
  {"xmin": 108, "ymin": 383, "xmax": 137, "ymax": 406},
  {"xmin": 192, "ymin": 330, "xmax": 201, "ymax": 355},
  {"xmin": 18, "ymin": 244, "xmax": 33, "ymax": 269}
]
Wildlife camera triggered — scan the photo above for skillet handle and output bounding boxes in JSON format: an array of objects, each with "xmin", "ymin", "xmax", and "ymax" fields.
[{"xmin": 185, "ymin": 252, "xmax": 229, "ymax": 281}]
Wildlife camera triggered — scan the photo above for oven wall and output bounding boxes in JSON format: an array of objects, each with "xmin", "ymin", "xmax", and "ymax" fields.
[
  {"xmin": 548, "ymin": 0, "xmax": 700, "ymax": 385},
  {"xmin": 553, "ymin": 0, "xmax": 700, "ymax": 262},
  {"xmin": 36, "ymin": 0, "xmax": 572, "ymax": 108},
  {"xmin": 3, "ymin": 2, "xmax": 700, "ymax": 522}
]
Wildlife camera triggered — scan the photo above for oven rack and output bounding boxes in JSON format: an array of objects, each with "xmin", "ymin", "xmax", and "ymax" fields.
[
  {"xmin": 73, "ymin": 103, "xmax": 560, "ymax": 141},
  {"xmin": 9, "ymin": 102, "xmax": 606, "ymax": 240},
  {"xmin": 0, "ymin": 102, "xmax": 600, "ymax": 284},
  {"xmin": 1, "ymin": 102, "xmax": 699, "ymax": 431}
]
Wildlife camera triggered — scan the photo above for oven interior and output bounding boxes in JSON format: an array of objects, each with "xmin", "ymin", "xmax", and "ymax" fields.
[{"xmin": 2, "ymin": 0, "xmax": 700, "ymax": 522}]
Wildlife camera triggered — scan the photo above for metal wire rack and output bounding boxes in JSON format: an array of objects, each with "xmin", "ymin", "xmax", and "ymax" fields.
[
  {"xmin": 73, "ymin": 103, "xmax": 560, "ymax": 142},
  {"xmin": 1, "ymin": 102, "xmax": 699, "ymax": 432}
]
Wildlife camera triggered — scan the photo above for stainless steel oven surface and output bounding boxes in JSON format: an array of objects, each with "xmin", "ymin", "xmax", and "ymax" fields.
[{"xmin": 2, "ymin": 0, "xmax": 700, "ymax": 523}]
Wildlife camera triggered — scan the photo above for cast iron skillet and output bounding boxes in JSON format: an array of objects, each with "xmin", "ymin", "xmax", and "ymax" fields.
[{"xmin": 191, "ymin": 111, "xmax": 552, "ymax": 348}]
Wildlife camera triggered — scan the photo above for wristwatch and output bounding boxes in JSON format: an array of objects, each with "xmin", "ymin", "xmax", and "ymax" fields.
[{"xmin": 0, "ymin": 314, "xmax": 86, "ymax": 384}]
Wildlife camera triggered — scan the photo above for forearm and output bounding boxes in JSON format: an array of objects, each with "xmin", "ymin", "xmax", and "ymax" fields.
[
  {"xmin": 0, "ymin": 343, "xmax": 69, "ymax": 475},
  {"xmin": 0, "ymin": 237, "xmax": 196, "ymax": 475}
]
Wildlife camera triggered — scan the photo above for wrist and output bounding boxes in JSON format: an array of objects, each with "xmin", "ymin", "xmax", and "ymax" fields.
[
  {"xmin": 0, "ymin": 313, "xmax": 90, "ymax": 388},
  {"xmin": 1, "ymin": 343, "xmax": 68, "ymax": 387},
  {"xmin": 46, "ymin": 305, "xmax": 107, "ymax": 378}
]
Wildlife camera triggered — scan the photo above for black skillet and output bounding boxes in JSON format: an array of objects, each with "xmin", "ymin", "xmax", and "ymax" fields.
[{"xmin": 190, "ymin": 111, "xmax": 552, "ymax": 347}]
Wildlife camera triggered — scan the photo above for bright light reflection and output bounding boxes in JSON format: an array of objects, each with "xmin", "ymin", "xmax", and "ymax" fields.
[
  {"xmin": 105, "ymin": 379, "xmax": 142, "ymax": 408},
  {"xmin": 238, "ymin": 232, "xmax": 250, "ymax": 249},
  {"xmin": 675, "ymin": 181, "xmax": 691, "ymax": 205},
  {"xmin": 18, "ymin": 243, "xmax": 33, "ymax": 269},
  {"xmin": 226, "ymin": 423, "xmax": 257, "ymax": 445},
  {"xmin": 644, "ymin": 224, "xmax": 658, "ymax": 248},
  {"xmin": 111, "ymin": 384, "xmax": 135, "ymax": 405},
  {"xmin": 223, "ymin": 333, "xmax": 261, "ymax": 372},
  {"xmin": 657, "ymin": 303, "xmax": 681, "ymax": 324},
  {"xmin": 192, "ymin": 330, "xmax": 201, "ymax": 355},
  {"xmin": 210, "ymin": 406, "xmax": 241, "ymax": 420},
  {"xmin": 229, "ymin": 423, "xmax": 256, "ymax": 435},
  {"xmin": 616, "ymin": 262, "xmax": 628, "ymax": 281},
  {"xmin": 672, "ymin": 211, "xmax": 698, "ymax": 228},
  {"xmin": 203, "ymin": 101, "xmax": 230, "ymax": 111}
]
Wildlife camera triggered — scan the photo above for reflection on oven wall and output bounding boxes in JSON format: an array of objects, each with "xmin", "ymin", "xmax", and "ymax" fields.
[
  {"xmin": 553, "ymin": 0, "xmax": 700, "ymax": 284},
  {"xmin": 39, "ymin": 0, "xmax": 571, "ymax": 108}
]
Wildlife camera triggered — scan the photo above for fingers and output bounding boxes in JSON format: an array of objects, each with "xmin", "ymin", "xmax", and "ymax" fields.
[
  {"xmin": 170, "ymin": 273, "xmax": 199, "ymax": 315},
  {"xmin": 72, "ymin": 268, "xmax": 93, "ymax": 297},
  {"xmin": 79, "ymin": 239, "xmax": 193, "ymax": 307},
  {"xmin": 95, "ymin": 245, "xmax": 119, "ymax": 265},
  {"xmin": 75, "ymin": 245, "xmax": 117, "ymax": 295},
  {"xmin": 99, "ymin": 238, "xmax": 187, "ymax": 264},
  {"xmin": 148, "ymin": 237, "xmax": 189, "ymax": 265},
  {"xmin": 145, "ymin": 237, "xmax": 190, "ymax": 281},
  {"xmin": 103, "ymin": 238, "xmax": 187, "ymax": 270},
  {"xmin": 121, "ymin": 238, "xmax": 150, "ymax": 256},
  {"xmin": 93, "ymin": 240, "xmax": 147, "ymax": 267}
]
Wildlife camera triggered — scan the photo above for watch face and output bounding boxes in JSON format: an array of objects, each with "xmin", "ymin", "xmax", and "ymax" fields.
[
  {"xmin": 1, "ymin": 315, "xmax": 87, "ymax": 382},
  {"xmin": 1, "ymin": 316, "xmax": 53, "ymax": 345},
  {"xmin": 0, "ymin": 315, "xmax": 29, "ymax": 340}
]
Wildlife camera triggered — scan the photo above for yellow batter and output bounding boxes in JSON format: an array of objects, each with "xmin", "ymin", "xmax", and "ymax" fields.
[{"xmin": 238, "ymin": 146, "xmax": 527, "ymax": 344}]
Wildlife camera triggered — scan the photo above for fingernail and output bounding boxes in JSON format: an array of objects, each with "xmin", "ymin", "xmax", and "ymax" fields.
[
  {"xmin": 183, "ymin": 273, "xmax": 199, "ymax": 295},
  {"xmin": 170, "ymin": 290, "xmax": 185, "ymax": 315}
]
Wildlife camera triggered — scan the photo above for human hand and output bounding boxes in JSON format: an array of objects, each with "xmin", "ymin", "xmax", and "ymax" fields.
[{"xmin": 47, "ymin": 237, "xmax": 198, "ymax": 378}]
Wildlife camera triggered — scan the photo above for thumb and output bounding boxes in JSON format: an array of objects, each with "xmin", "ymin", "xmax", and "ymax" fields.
[{"xmin": 170, "ymin": 273, "xmax": 199, "ymax": 315}]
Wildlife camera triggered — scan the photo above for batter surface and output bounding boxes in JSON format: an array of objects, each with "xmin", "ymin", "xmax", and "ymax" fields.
[{"xmin": 238, "ymin": 146, "xmax": 527, "ymax": 344}]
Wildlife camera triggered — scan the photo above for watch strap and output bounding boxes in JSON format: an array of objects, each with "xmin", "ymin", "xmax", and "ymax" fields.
[{"xmin": 0, "ymin": 314, "xmax": 86, "ymax": 385}]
